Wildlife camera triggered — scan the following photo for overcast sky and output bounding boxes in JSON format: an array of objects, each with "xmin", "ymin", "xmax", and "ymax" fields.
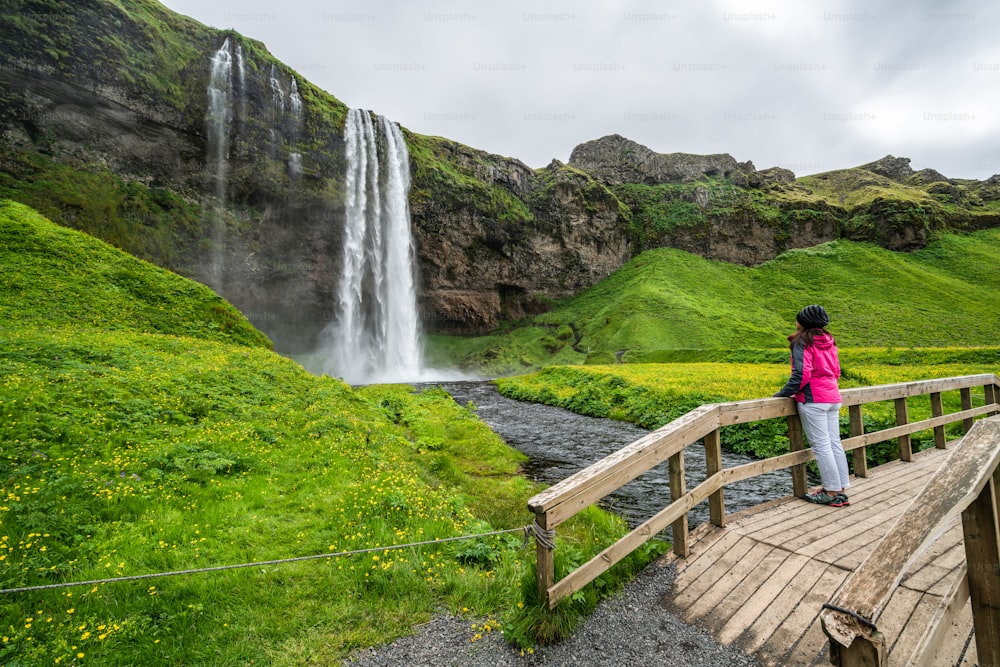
[{"xmin": 159, "ymin": 0, "xmax": 999, "ymax": 179}]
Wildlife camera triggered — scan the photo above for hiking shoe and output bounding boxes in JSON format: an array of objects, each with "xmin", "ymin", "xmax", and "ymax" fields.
[
  {"xmin": 830, "ymin": 494, "xmax": 850, "ymax": 507},
  {"xmin": 804, "ymin": 490, "xmax": 837, "ymax": 505}
]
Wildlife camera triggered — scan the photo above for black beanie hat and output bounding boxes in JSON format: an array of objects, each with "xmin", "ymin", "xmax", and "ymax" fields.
[{"xmin": 796, "ymin": 304, "xmax": 829, "ymax": 329}]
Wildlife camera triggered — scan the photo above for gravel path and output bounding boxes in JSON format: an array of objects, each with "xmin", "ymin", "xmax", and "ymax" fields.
[{"xmin": 344, "ymin": 560, "xmax": 761, "ymax": 667}]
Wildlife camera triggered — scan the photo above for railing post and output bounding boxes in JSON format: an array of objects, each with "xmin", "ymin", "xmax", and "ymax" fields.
[
  {"xmin": 534, "ymin": 512, "xmax": 554, "ymax": 608},
  {"xmin": 930, "ymin": 391, "xmax": 947, "ymax": 449},
  {"xmin": 894, "ymin": 397, "xmax": 912, "ymax": 462},
  {"xmin": 961, "ymin": 466, "xmax": 1000, "ymax": 666},
  {"xmin": 704, "ymin": 428, "xmax": 725, "ymax": 527},
  {"xmin": 849, "ymin": 405, "xmax": 868, "ymax": 478},
  {"xmin": 987, "ymin": 383, "xmax": 1000, "ymax": 415},
  {"xmin": 828, "ymin": 632, "xmax": 887, "ymax": 666},
  {"xmin": 669, "ymin": 450, "xmax": 689, "ymax": 557},
  {"xmin": 960, "ymin": 387, "xmax": 974, "ymax": 434},
  {"xmin": 787, "ymin": 414, "xmax": 808, "ymax": 497}
]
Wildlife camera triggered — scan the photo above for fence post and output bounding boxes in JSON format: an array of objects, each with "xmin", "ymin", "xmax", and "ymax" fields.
[
  {"xmin": 534, "ymin": 512, "xmax": 554, "ymax": 608},
  {"xmin": 930, "ymin": 392, "xmax": 947, "ymax": 449},
  {"xmin": 787, "ymin": 414, "xmax": 808, "ymax": 497},
  {"xmin": 849, "ymin": 405, "xmax": 868, "ymax": 478},
  {"xmin": 961, "ymin": 467, "xmax": 1000, "ymax": 667},
  {"xmin": 894, "ymin": 397, "xmax": 912, "ymax": 462},
  {"xmin": 987, "ymin": 383, "xmax": 999, "ymax": 415},
  {"xmin": 669, "ymin": 450, "xmax": 689, "ymax": 557},
  {"xmin": 828, "ymin": 632, "xmax": 887, "ymax": 666},
  {"xmin": 705, "ymin": 428, "xmax": 725, "ymax": 527},
  {"xmin": 960, "ymin": 387, "xmax": 974, "ymax": 434}
]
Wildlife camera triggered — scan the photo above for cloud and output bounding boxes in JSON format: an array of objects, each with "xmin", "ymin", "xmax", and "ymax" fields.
[{"xmin": 161, "ymin": 0, "xmax": 999, "ymax": 178}]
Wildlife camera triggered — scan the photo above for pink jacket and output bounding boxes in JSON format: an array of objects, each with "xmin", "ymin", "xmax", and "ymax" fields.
[{"xmin": 774, "ymin": 333, "xmax": 842, "ymax": 404}]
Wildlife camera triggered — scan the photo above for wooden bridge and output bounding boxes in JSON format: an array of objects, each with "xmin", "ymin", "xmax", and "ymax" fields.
[{"xmin": 527, "ymin": 374, "xmax": 1000, "ymax": 665}]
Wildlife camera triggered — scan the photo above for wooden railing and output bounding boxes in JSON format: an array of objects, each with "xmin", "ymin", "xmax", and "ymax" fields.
[
  {"xmin": 527, "ymin": 373, "xmax": 1000, "ymax": 609},
  {"xmin": 819, "ymin": 413, "xmax": 1000, "ymax": 666}
]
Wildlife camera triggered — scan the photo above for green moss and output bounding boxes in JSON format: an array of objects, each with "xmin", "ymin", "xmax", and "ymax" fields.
[
  {"xmin": 797, "ymin": 168, "xmax": 932, "ymax": 207},
  {"xmin": 0, "ymin": 199, "xmax": 269, "ymax": 348},
  {"xmin": 406, "ymin": 132, "xmax": 533, "ymax": 224},
  {"xmin": 0, "ymin": 0, "xmax": 206, "ymax": 112},
  {"xmin": 0, "ymin": 147, "xmax": 202, "ymax": 266},
  {"xmin": 614, "ymin": 181, "xmax": 707, "ymax": 241}
]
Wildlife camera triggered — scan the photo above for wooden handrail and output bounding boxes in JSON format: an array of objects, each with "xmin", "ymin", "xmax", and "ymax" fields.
[
  {"xmin": 528, "ymin": 373, "xmax": 1000, "ymax": 609},
  {"xmin": 527, "ymin": 404, "xmax": 723, "ymax": 519},
  {"xmin": 820, "ymin": 415, "xmax": 1000, "ymax": 666},
  {"xmin": 838, "ymin": 374, "xmax": 998, "ymax": 405},
  {"xmin": 840, "ymin": 403, "xmax": 996, "ymax": 451}
]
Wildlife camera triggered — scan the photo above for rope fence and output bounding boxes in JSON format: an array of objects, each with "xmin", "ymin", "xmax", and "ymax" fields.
[{"xmin": 1, "ymin": 523, "xmax": 553, "ymax": 595}]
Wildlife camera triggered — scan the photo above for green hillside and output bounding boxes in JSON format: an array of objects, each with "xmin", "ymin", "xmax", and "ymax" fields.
[
  {"xmin": 0, "ymin": 199, "xmax": 269, "ymax": 347},
  {"xmin": 429, "ymin": 229, "xmax": 1000, "ymax": 375},
  {"xmin": 0, "ymin": 201, "xmax": 644, "ymax": 664}
]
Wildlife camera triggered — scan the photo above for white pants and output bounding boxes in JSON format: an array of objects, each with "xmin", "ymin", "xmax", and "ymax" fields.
[{"xmin": 798, "ymin": 402, "xmax": 851, "ymax": 493}]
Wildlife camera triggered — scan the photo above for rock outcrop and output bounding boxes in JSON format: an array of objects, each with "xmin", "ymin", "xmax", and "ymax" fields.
[
  {"xmin": 409, "ymin": 142, "xmax": 630, "ymax": 333},
  {"xmin": 860, "ymin": 155, "xmax": 915, "ymax": 182},
  {"xmin": 569, "ymin": 134, "xmax": 754, "ymax": 185}
]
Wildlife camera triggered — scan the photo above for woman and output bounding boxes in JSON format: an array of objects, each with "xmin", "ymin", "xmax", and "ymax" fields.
[{"xmin": 773, "ymin": 305, "xmax": 850, "ymax": 507}]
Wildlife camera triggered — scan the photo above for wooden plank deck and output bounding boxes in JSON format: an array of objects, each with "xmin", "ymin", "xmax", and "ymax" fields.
[{"xmin": 659, "ymin": 447, "xmax": 978, "ymax": 666}]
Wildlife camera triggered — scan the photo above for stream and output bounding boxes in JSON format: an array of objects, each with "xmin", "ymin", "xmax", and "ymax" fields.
[{"xmin": 422, "ymin": 381, "xmax": 794, "ymax": 531}]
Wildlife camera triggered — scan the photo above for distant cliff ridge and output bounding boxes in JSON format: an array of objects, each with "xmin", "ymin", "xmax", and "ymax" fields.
[
  {"xmin": 569, "ymin": 135, "xmax": 1000, "ymax": 264},
  {"xmin": 1, "ymin": 1, "xmax": 999, "ymax": 352}
]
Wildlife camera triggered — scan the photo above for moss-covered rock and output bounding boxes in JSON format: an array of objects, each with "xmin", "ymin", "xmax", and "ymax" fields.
[{"xmin": 409, "ymin": 137, "xmax": 632, "ymax": 334}]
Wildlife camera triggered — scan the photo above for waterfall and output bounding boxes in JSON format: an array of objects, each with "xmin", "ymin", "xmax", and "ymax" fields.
[
  {"xmin": 288, "ymin": 152, "xmax": 302, "ymax": 177},
  {"xmin": 268, "ymin": 64, "xmax": 284, "ymax": 112},
  {"xmin": 287, "ymin": 78, "xmax": 303, "ymax": 177},
  {"xmin": 234, "ymin": 43, "xmax": 246, "ymax": 124},
  {"xmin": 319, "ymin": 109, "xmax": 423, "ymax": 384},
  {"xmin": 206, "ymin": 37, "xmax": 233, "ymax": 289},
  {"xmin": 289, "ymin": 78, "xmax": 303, "ymax": 121},
  {"xmin": 207, "ymin": 38, "xmax": 232, "ymax": 200}
]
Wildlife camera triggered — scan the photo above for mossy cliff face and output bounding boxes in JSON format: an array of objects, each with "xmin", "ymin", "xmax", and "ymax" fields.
[
  {"xmin": 571, "ymin": 135, "xmax": 1000, "ymax": 265},
  {"xmin": 408, "ymin": 134, "xmax": 630, "ymax": 333},
  {"xmin": 0, "ymin": 0, "xmax": 352, "ymax": 353},
  {"xmin": 0, "ymin": 0, "xmax": 631, "ymax": 344}
]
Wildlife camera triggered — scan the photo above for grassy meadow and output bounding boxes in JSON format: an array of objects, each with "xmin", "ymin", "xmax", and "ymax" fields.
[
  {"xmin": 2, "ymin": 194, "xmax": 998, "ymax": 665},
  {"xmin": 428, "ymin": 228, "xmax": 1000, "ymax": 375},
  {"xmin": 0, "ymin": 200, "xmax": 654, "ymax": 665}
]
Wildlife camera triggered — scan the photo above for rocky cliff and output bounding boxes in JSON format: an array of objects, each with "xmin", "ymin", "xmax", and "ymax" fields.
[
  {"xmin": 570, "ymin": 135, "xmax": 1000, "ymax": 264},
  {"xmin": 0, "ymin": 0, "xmax": 630, "ymax": 349},
  {"xmin": 2, "ymin": 1, "xmax": 999, "ymax": 354},
  {"xmin": 408, "ymin": 136, "xmax": 629, "ymax": 333},
  {"xmin": 1, "ymin": 0, "xmax": 353, "ymax": 352}
]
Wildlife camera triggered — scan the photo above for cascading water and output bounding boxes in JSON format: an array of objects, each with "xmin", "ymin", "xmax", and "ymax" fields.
[
  {"xmin": 289, "ymin": 78, "xmax": 302, "ymax": 121},
  {"xmin": 234, "ymin": 43, "xmax": 246, "ymax": 126},
  {"xmin": 268, "ymin": 64, "xmax": 284, "ymax": 157},
  {"xmin": 288, "ymin": 152, "xmax": 303, "ymax": 178},
  {"xmin": 319, "ymin": 109, "xmax": 423, "ymax": 384},
  {"xmin": 268, "ymin": 64, "xmax": 284, "ymax": 112},
  {"xmin": 206, "ymin": 37, "xmax": 234, "ymax": 289},
  {"xmin": 287, "ymin": 78, "xmax": 303, "ymax": 177}
]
